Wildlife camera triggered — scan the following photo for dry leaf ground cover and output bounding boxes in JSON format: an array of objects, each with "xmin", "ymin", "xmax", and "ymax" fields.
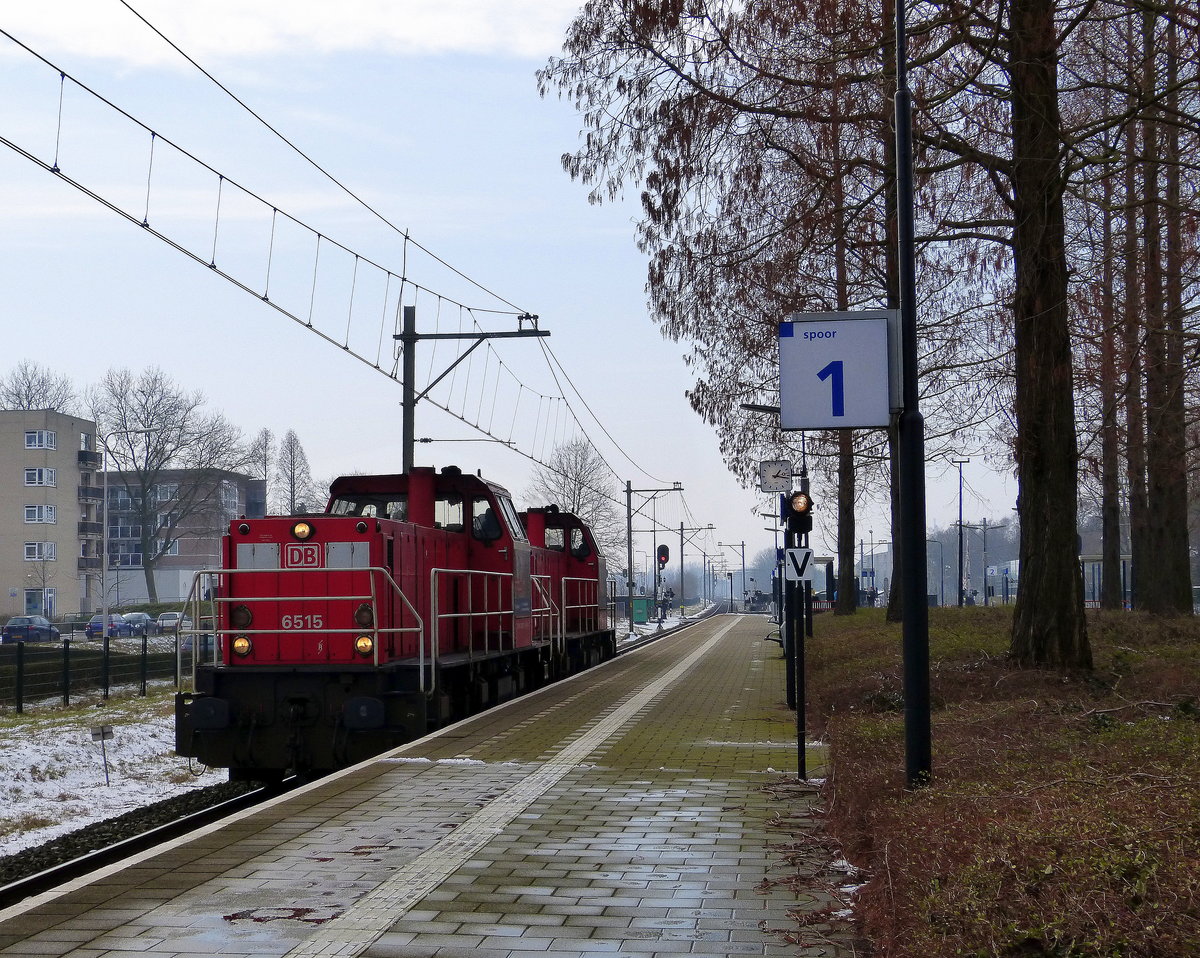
[{"xmin": 807, "ymin": 606, "xmax": 1200, "ymax": 957}]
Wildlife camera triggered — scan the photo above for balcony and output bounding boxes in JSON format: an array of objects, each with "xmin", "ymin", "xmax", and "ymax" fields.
[
  {"xmin": 78, "ymin": 485, "xmax": 103, "ymax": 502},
  {"xmin": 77, "ymin": 556, "xmax": 102, "ymax": 572},
  {"xmin": 78, "ymin": 520, "xmax": 103, "ymax": 537},
  {"xmin": 77, "ymin": 450, "xmax": 103, "ymax": 469}
]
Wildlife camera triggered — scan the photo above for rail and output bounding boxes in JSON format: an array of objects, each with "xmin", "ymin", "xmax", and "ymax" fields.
[{"xmin": 180, "ymin": 567, "xmax": 424, "ymax": 689}]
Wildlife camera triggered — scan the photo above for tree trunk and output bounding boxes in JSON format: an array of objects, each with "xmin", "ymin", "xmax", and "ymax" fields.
[
  {"xmin": 836, "ymin": 430, "xmax": 858, "ymax": 613},
  {"xmin": 829, "ymin": 114, "xmax": 858, "ymax": 616},
  {"xmin": 1007, "ymin": 0, "xmax": 1090, "ymax": 668},
  {"xmin": 1099, "ymin": 177, "xmax": 1123, "ymax": 611},
  {"xmin": 1121, "ymin": 107, "xmax": 1148, "ymax": 610},
  {"xmin": 1140, "ymin": 6, "xmax": 1192, "ymax": 613}
]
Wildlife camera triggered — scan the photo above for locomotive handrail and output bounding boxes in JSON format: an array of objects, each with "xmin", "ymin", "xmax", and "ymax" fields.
[
  {"xmin": 181, "ymin": 566, "xmax": 424, "ymax": 688},
  {"xmin": 561, "ymin": 576, "xmax": 601, "ymax": 636},
  {"xmin": 530, "ymin": 575, "xmax": 562, "ymax": 655},
  {"xmin": 429, "ymin": 568, "xmax": 517, "ymax": 673}
]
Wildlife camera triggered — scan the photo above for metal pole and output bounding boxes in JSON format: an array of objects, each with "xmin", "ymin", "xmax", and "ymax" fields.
[
  {"xmin": 679, "ymin": 523, "xmax": 685, "ymax": 613},
  {"xmin": 740, "ymin": 542, "xmax": 746, "ymax": 611},
  {"xmin": 954, "ymin": 460, "xmax": 968, "ymax": 605},
  {"xmin": 981, "ymin": 517, "xmax": 989, "ymax": 606},
  {"xmin": 402, "ymin": 305, "xmax": 416, "ymax": 472},
  {"xmin": 101, "ymin": 450, "xmax": 109, "ymax": 644},
  {"xmin": 625, "ymin": 481, "xmax": 635, "ymax": 638},
  {"xmin": 16, "ymin": 642, "xmax": 24, "ymax": 714},
  {"xmin": 897, "ymin": 0, "xmax": 932, "ymax": 787}
]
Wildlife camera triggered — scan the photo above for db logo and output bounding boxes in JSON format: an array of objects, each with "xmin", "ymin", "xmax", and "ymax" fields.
[{"xmin": 283, "ymin": 543, "xmax": 323, "ymax": 568}]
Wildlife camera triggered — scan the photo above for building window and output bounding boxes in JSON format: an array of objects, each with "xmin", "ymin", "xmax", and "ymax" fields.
[
  {"xmin": 24, "ymin": 588, "xmax": 55, "ymax": 616},
  {"xmin": 112, "ymin": 490, "xmax": 140, "ymax": 510},
  {"xmin": 109, "ymin": 523, "xmax": 142, "ymax": 540},
  {"xmin": 24, "ymin": 542, "xmax": 57, "ymax": 561},
  {"xmin": 113, "ymin": 543, "xmax": 143, "ymax": 567},
  {"xmin": 24, "ymin": 505, "xmax": 57, "ymax": 524},
  {"xmin": 24, "ymin": 468, "xmax": 56, "ymax": 487},
  {"xmin": 80, "ymin": 432, "xmax": 94, "ymax": 451},
  {"xmin": 222, "ymin": 480, "xmax": 240, "ymax": 517},
  {"xmin": 154, "ymin": 483, "xmax": 178, "ymax": 503},
  {"xmin": 25, "ymin": 430, "xmax": 57, "ymax": 450},
  {"xmin": 154, "ymin": 539, "xmax": 181, "ymax": 557}
]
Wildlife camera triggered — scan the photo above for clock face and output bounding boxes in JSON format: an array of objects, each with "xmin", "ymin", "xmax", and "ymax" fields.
[{"xmin": 758, "ymin": 459, "xmax": 793, "ymax": 493}]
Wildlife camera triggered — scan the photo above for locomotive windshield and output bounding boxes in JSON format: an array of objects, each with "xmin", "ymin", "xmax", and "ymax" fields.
[{"xmin": 328, "ymin": 494, "xmax": 407, "ymax": 520}]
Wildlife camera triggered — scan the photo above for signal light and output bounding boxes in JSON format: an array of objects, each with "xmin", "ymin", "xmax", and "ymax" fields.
[
  {"xmin": 354, "ymin": 635, "xmax": 375, "ymax": 656},
  {"xmin": 232, "ymin": 636, "xmax": 252, "ymax": 657},
  {"xmin": 230, "ymin": 604, "xmax": 253, "ymax": 629},
  {"xmin": 291, "ymin": 521, "xmax": 314, "ymax": 540},
  {"xmin": 656, "ymin": 544, "xmax": 670, "ymax": 569},
  {"xmin": 786, "ymin": 491, "xmax": 814, "ymax": 535}
]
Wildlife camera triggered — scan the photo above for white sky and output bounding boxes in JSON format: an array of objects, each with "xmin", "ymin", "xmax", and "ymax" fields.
[{"xmin": 0, "ymin": 1, "xmax": 1014, "ymax": 581}]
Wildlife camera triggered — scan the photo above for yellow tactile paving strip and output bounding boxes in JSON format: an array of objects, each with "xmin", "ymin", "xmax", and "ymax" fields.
[{"xmin": 0, "ymin": 615, "xmax": 860, "ymax": 958}]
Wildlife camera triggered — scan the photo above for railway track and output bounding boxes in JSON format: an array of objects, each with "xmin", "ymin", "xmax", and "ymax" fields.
[{"xmin": 0, "ymin": 779, "xmax": 291, "ymax": 910}]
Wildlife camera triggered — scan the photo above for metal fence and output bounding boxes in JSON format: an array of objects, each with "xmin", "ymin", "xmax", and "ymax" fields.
[{"xmin": 0, "ymin": 637, "xmax": 182, "ymax": 713}]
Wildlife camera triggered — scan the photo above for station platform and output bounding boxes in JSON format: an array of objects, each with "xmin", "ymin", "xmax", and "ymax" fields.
[{"xmin": 0, "ymin": 614, "xmax": 860, "ymax": 958}]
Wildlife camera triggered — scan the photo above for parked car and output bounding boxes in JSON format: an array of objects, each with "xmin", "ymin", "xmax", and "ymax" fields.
[
  {"xmin": 1, "ymin": 615, "xmax": 60, "ymax": 643},
  {"xmin": 156, "ymin": 611, "xmax": 193, "ymax": 634},
  {"xmin": 85, "ymin": 613, "xmax": 132, "ymax": 639},
  {"xmin": 122, "ymin": 612, "xmax": 155, "ymax": 636}
]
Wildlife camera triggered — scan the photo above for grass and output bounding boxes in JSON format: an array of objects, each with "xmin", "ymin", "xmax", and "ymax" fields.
[{"xmin": 805, "ymin": 606, "xmax": 1200, "ymax": 957}]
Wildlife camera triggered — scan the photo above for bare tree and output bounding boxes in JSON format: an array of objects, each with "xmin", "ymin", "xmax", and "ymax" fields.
[
  {"xmin": 0, "ymin": 360, "xmax": 77, "ymax": 412},
  {"xmin": 248, "ymin": 428, "xmax": 275, "ymax": 509},
  {"xmin": 524, "ymin": 438, "xmax": 624, "ymax": 566},
  {"xmin": 275, "ymin": 430, "xmax": 320, "ymax": 513},
  {"xmin": 88, "ymin": 367, "xmax": 249, "ymax": 602}
]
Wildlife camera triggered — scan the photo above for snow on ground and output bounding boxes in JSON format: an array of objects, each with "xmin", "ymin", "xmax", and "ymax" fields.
[{"xmin": 0, "ymin": 684, "xmax": 224, "ymax": 857}]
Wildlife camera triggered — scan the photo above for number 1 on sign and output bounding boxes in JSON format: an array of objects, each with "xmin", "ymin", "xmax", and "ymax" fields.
[{"xmin": 817, "ymin": 360, "xmax": 845, "ymax": 417}]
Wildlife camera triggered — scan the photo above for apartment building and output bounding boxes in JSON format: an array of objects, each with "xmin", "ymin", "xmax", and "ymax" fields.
[
  {"xmin": 0, "ymin": 409, "xmax": 103, "ymax": 618},
  {"xmin": 103, "ymin": 469, "xmax": 267, "ymax": 605},
  {"xmin": 2, "ymin": 409, "xmax": 268, "ymax": 617}
]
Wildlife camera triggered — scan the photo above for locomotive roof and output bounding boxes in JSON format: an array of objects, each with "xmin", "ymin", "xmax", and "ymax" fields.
[{"xmin": 327, "ymin": 466, "xmax": 513, "ymax": 500}]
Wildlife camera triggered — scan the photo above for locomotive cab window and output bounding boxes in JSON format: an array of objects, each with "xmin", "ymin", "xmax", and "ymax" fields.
[
  {"xmin": 496, "ymin": 496, "xmax": 527, "ymax": 541},
  {"xmin": 570, "ymin": 528, "xmax": 591, "ymax": 559},
  {"xmin": 435, "ymin": 495, "xmax": 464, "ymax": 532},
  {"xmin": 471, "ymin": 497, "xmax": 503, "ymax": 542},
  {"xmin": 545, "ymin": 528, "xmax": 565, "ymax": 551},
  {"xmin": 329, "ymin": 495, "xmax": 407, "ymax": 520}
]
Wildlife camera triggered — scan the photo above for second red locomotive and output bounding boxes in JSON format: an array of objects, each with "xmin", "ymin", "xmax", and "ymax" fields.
[{"xmin": 175, "ymin": 465, "xmax": 615, "ymax": 780}]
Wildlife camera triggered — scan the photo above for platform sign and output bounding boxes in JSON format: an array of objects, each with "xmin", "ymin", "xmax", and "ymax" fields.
[
  {"xmin": 779, "ymin": 311, "xmax": 897, "ymax": 429},
  {"xmin": 783, "ymin": 547, "xmax": 815, "ymax": 582}
]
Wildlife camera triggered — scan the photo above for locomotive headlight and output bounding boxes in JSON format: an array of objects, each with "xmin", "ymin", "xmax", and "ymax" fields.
[
  {"xmin": 354, "ymin": 635, "xmax": 374, "ymax": 656},
  {"xmin": 230, "ymin": 604, "xmax": 253, "ymax": 629},
  {"xmin": 291, "ymin": 521, "xmax": 314, "ymax": 540},
  {"xmin": 232, "ymin": 635, "xmax": 253, "ymax": 657},
  {"xmin": 354, "ymin": 603, "xmax": 375, "ymax": 628}
]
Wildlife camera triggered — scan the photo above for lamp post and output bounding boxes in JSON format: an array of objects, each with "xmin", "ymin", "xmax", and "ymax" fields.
[
  {"xmin": 952, "ymin": 459, "xmax": 969, "ymax": 606},
  {"xmin": 927, "ymin": 538, "xmax": 945, "ymax": 606},
  {"xmin": 100, "ymin": 427, "xmax": 154, "ymax": 643},
  {"xmin": 869, "ymin": 528, "xmax": 875, "ymax": 602}
]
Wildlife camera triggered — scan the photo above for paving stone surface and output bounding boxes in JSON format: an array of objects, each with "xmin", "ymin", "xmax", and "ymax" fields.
[{"xmin": 0, "ymin": 615, "xmax": 862, "ymax": 958}]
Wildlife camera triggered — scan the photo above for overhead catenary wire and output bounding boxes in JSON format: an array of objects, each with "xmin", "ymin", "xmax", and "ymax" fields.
[
  {"xmin": 114, "ymin": 0, "xmax": 528, "ymax": 315},
  {"xmin": 1, "ymin": 24, "xmax": 701, "ymax": 530}
]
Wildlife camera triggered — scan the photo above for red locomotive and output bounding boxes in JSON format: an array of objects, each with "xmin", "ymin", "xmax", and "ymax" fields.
[{"xmin": 175, "ymin": 465, "xmax": 615, "ymax": 780}]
